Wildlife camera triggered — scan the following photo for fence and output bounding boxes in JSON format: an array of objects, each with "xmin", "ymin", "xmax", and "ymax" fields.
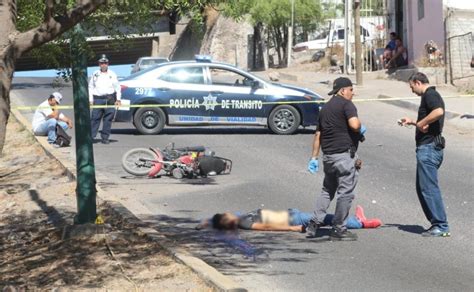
[{"xmin": 448, "ymin": 32, "xmax": 474, "ymax": 81}]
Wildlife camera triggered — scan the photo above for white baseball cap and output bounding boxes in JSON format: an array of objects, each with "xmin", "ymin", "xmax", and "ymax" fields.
[{"xmin": 50, "ymin": 92, "xmax": 63, "ymax": 104}]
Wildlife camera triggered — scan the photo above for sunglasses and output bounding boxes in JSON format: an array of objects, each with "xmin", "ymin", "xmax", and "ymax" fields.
[{"xmin": 99, "ymin": 62, "xmax": 108, "ymax": 64}]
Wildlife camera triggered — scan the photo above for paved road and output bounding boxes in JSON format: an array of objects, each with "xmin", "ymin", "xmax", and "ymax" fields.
[{"xmin": 12, "ymin": 77, "xmax": 474, "ymax": 291}]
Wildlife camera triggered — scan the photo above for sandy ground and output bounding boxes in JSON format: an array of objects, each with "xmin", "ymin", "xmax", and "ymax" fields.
[{"xmin": 0, "ymin": 115, "xmax": 213, "ymax": 291}]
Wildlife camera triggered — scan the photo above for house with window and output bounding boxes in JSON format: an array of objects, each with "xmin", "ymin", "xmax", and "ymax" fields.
[{"xmin": 385, "ymin": 0, "xmax": 474, "ymax": 83}]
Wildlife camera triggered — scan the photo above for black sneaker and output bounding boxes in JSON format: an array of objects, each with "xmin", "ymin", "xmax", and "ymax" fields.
[
  {"xmin": 101, "ymin": 139, "xmax": 110, "ymax": 144},
  {"xmin": 330, "ymin": 229, "xmax": 358, "ymax": 241},
  {"xmin": 306, "ymin": 219, "xmax": 320, "ymax": 238},
  {"xmin": 421, "ymin": 226, "xmax": 450, "ymax": 237}
]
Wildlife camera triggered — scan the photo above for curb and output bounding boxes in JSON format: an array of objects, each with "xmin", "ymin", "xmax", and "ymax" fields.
[
  {"xmin": 9, "ymin": 108, "xmax": 247, "ymax": 292},
  {"xmin": 377, "ymin": 94, "xmax": 462, "ymax": 119}
]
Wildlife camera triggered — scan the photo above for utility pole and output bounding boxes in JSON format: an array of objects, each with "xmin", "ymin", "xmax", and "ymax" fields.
[
  {"xmin": 343, "ymin": 0, "xmax": 353, "ymax": 74},
  {"xmin": 354, "ymin": 0, "xmax": 363, "ymax": 85},
  {"xmin": 287, "ymin": 0, "xmax": 295, "ymax": 67},
  {"xmin": 70, "ymin": 24, "xmax": 97, "ymax": 224}
]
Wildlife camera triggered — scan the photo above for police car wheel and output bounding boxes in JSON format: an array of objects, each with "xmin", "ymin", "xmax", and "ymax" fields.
[
  {"xmin": 134, "ymin": 107, "xmax": 166, "ymax": 135},
  {"xmin": 268, "ymin": 105, "xmax": 301, "ymax": 135}
]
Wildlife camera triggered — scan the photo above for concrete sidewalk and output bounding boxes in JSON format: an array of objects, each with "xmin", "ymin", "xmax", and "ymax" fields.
[{"xmin": 259, "ymin": 69, "xmax": 473, "ymax": 132}]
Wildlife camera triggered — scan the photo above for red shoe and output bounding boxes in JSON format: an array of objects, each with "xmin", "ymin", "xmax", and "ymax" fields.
[
  {"xmin": 362, "ymin": 218, "xmax": 382, "ymax": 228},
  {"xmin": 355, "ymin": 205, "xmax": 367, "ymax": 222}
]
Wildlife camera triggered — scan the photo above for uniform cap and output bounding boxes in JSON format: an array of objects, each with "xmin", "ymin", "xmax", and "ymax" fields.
[{"xmin": 98, "ymin": 54, "xmax": 109, "ymax": 63}]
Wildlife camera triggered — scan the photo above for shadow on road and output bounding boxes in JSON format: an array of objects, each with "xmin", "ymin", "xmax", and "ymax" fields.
[
  {"xmin": 142, "ymin": 213, "xmax": 322, "ymax": 277},
  {"xmin": 384, "ymin": 223, "xmax": 425, "ymax": 234},
  {"xmin": 12, "ymin": 82, "xmax": 71, "ymax": 90},
  {"xmin": 116, "ymin": 176, "xmax": 219, "ymax": 185},
  {"xmin": 112, "ymin": 127, "xmax": 315, "ymax": 136}
]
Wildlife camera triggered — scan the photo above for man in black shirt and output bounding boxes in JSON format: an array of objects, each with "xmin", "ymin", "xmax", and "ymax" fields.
[
  {"xmin": 307, "ymin": 77, "xmax": 366, "ymax": 241},
  {"xmin": 399, "ymin": 72, "xmax": 450, "ymax": 237}
]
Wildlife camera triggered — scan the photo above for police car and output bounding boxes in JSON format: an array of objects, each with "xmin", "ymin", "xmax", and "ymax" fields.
[{"xmin": 116, "ymin": 56, "xmax": 323, "ymax": 135}]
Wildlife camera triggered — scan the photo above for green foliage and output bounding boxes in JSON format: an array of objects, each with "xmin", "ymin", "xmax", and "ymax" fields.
[
  {"xmin": 222, "ymin": 0, "xmax": 323, "ymax": 65},
  {"xmin": 15, "ymin": 0, "xmax": 225, "ymax": 75},
  {"xmin": 224, "ymin": 0, "xmax": 322, "ymax": 28}
]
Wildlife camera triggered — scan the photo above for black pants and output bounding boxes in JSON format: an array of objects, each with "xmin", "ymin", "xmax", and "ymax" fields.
[{"xmin": 91, "ymin": 96, "xmax": 115, "ymax": 140}]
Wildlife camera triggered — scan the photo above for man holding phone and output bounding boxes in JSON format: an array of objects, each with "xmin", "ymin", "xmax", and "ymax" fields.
[{"xmin": 399, "ymin": 72, "xmax": 449, "ymax": 237}]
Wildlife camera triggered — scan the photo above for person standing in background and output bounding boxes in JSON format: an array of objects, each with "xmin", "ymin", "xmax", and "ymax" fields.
[{"xmin": 89, "ymin": 54, "xmax": 121, "ymax": 144}]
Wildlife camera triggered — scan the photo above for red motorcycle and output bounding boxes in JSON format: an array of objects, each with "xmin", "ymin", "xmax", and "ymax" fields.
[{"xmin": 121, "ymin": 143, "xmax": 232, "ymax": 179}]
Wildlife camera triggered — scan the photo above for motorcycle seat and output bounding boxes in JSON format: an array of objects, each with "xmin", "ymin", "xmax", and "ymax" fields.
[{"xmin": 175, "ymin": 146, "xmax": 206, "ymax": 152}]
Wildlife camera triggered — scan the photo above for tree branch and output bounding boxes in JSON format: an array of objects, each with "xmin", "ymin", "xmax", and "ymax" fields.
[
  {"xmin": 44, "ymin": 0, "xmax": 55, "ymax": 23},
  {"xmin": 13, "ymin": 0, "xmax": 106, "ymax": 58}
]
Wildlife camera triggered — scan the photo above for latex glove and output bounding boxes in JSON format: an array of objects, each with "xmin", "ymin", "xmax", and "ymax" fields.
[
  {"xmin": 360, "ymin": 124, "xmax": 367, "ymax": 136},
  {"xmin": 307, "ymin": 159, "xmax": 319, "ymax": 174}
]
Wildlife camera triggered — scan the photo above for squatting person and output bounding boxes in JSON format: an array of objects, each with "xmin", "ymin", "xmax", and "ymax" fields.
[
  {"xmin": 32, "ymin": 92, "xmax": 73, "ymax": 145},
  {"xmin": 196, "ymin": 205, "xmax": 382, "ymax": 232},
  {"xmin": 306, "ymin": 77, "xmax": 366, "ymax": 241},
  {"xmin": 399, "ymin": 72, "xmax": 450, "ymax": 237},
  {"xmin": 88, "ymin": 54, "xmax": 121, "ymax": 144}
]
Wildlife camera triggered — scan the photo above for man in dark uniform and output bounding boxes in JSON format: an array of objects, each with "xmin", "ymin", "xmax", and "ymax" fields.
[
  {"xmin": 306, "ymin": 77, "xmax": 366, "ymax": 241},
  {"xmin": 399, "ymin": 72, "xmax": 449, "ymax": 237}
]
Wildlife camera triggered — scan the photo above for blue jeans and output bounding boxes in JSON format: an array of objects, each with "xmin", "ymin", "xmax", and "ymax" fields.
[
  {"xmin": 288, "ymin": 209, "xmax": 362, "ymax": 229},
  {"xmin": 34, "ymin": 119, "xmax": 68, "ymax": 143},
  {"xmin": 91, "ymin": 98, "xmax": 115, "ymax": 140},
  {"xmin": 416, "ymin": 143, "xmax": 449, "ymax": 231}
]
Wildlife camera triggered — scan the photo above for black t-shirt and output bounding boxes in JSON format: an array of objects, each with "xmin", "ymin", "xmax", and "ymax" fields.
[
  {"xmin": 238, "ymin": 210, "xmax": 262, "ymax": 230},
  {"xmin": 416, "ymin": 87, "xmax": 445, "ymax": 145},
  {"xmin": 318, "ymin": 95, "xmax": 360, "ymax": 154}
]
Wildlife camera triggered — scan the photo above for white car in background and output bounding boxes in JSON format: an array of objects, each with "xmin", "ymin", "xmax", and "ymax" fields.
[
  {"xmin": 130, "ymin": 57, "xmax": 169, "ymax": 74},
  {"xmin": 293, "ymin": 26, "xmax": 372, "ymax": 52}
]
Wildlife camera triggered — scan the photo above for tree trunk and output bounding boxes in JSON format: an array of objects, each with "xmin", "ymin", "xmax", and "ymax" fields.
[
  {"xmin": 0, "ymin": 54, "xmax": 14, "ymax": 155},
  {"xmin": 0, "ymin": 0, "xmax": 17, "ymax": 155},
  {"xmin": 273, "ymin": 26, "xmax": 283, "ymax": 66},
  {"xmin": 282, "ymin": 25, "xmax": 288, "ymax": 67}
]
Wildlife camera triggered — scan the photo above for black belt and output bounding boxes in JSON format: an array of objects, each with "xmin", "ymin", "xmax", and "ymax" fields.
[{"xmin": 93, "ymin": 94, "xmax": 115, "ymax": 100}]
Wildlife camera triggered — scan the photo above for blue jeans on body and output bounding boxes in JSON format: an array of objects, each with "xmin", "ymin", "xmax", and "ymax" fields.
[
  {"xmin": 34, "ymin": 119, "xmax": 68, "ymax": 143},
  {"xmin": 288, "ymin": 208, "xmax": 362, "ymax": 229},
  {"xmin": 91, "ymin": 98, "xmax": 115, "ymax": 140},
  {"xmin": 416, "ymin": 143, "xmax": 449, "ymax": 231}
]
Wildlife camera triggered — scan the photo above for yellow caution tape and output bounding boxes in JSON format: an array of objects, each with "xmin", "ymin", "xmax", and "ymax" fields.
[{"xmin": 11, "ymin": 94, "xmax": 474, "ymax": 111}]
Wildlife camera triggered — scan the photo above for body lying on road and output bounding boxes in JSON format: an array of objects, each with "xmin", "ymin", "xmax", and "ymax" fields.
[{"xmin": 196, "ymin": 205, "xmax": 382, "ymax": 232}]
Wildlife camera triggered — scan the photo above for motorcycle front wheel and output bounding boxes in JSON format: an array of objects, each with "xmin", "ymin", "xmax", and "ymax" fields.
[{"xmin": 121, "ymin": 148, "xmax": 157, "ymax": 176}]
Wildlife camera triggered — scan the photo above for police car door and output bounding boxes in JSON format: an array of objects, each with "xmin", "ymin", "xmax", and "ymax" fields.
[
  {"xmin": 160, "ymin": 65, "xmax": 209, "ymax": 125},
  {"xmin": 207, "ymin": 66, "xmax": 266, "ymax": 125}
]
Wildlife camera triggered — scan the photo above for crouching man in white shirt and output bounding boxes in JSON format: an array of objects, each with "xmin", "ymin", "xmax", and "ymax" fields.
[{"xmin": 32, "ymin": 92, "xmax": 73, "ymax": 144}]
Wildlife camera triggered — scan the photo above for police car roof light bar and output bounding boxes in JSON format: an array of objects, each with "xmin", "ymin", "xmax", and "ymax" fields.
[{"xmin": 195, "ymin": 55, "xmax": 212, "ymax": 62}]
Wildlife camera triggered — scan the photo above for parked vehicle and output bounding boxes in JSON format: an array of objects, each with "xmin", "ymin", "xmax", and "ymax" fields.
[
  {"xmin": 117, "ymin": 55, "xmax": 324, "ymax": 135},
  {"xmin": 293, "ymin": 25, "xmax": 372, "ymax": 52},
  {"xmin": 130, "ymin": 57, "xmax": 169, "ymax": 74}
]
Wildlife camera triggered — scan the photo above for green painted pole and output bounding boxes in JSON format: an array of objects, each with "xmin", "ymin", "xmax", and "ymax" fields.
[{"xmin": 70, "ymin": 24, "xmax": 97, "ymax": 224}]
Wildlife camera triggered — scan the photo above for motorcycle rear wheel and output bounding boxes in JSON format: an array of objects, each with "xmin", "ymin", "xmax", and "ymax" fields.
[{"xmin": 122, "ymin": 148, "xmax": 157, "ymax": 176}]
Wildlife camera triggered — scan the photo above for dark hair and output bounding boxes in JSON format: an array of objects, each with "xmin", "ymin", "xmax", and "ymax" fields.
[
  {"xmin": 409, "ymin": 72, "xmax": 430, "ymax": 84},
  {"xmin": 212, "ymin": 213, "xmax": 225, "ymax": 230},
  {"xmin": 390, "ymin": 32, "xmax": 397, "ymax": 37},
  {"xmin": 395, "ymin": 37, "xmax": 403, "ymax": 42}
]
